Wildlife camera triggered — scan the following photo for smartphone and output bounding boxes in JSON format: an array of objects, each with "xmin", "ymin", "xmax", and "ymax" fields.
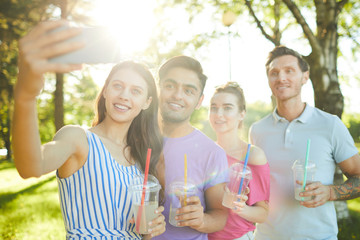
[{"xmin": 49, "ymin": 26, "xmax": 122, "ymax": 64}]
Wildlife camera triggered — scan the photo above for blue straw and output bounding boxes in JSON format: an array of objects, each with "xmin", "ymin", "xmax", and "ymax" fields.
[
  {"xmin": 238, "ymin": 143, "xmax": 251, "ymax": 194},
  {"xmin": 301, "ymin": 139, "xmax": 311, "ymax": 201}
]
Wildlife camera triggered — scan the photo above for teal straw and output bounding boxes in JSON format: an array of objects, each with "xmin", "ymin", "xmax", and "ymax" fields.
[
  {"xmin": 238, "ymin": 144, "xmax": 251, "ymax": 195},
  {"xmin": 301, "ymin": 139, "xmax": 311, "ymax": 201}
]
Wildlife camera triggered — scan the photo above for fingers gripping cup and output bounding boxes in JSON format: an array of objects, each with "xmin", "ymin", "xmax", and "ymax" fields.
[
  {"xmin": 169, "ymin": 180, "xmax": 197, "ymax": 227},
  {"xmin": 292, "ymin": 160, "xmax": 316, "ymax": 201},
  {"xmin": 222, "ymin": 162, "xmax": 252, "ymax": 209},
  {"xmin": 130, "ymin": 174, "xmax": 161, "ymax": 234}
]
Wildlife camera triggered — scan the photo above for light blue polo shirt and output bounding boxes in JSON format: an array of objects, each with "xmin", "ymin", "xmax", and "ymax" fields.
[{"xmin": 249, "ymin": 104, "xmax": 358, "ymax": 240}]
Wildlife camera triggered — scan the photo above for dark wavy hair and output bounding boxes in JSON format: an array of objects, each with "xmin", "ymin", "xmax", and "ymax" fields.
[
  {"xmin": 265, "ymin": 45, "xmax": 310, "ymax": 74},
  {"xmin": 92, "ymin": 61, "xmax": 163, "ymax": 181}
]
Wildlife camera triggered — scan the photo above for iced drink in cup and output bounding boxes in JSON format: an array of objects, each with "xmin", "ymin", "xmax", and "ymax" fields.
[
  {"xmin": 292, "ymin": 159, "xmax": 316, "ymax": 201},
  {"xmin": 222, "ymin": 162, "xmax": 252, "ymax": 209},
  {"xmin": 168, "ymin": 180, "xmax": 197, "ymax": 227},
  {"xmin": 130, "ymin": 174, "xmax": 161, "ymax": 234}
]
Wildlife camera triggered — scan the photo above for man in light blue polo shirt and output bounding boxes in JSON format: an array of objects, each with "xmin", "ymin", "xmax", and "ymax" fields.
[{"xmin": 249, "ymin": 46, "xmax": 360, "ymax": 240}]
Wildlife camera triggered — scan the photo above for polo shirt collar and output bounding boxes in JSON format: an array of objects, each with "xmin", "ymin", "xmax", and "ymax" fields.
[{"xmin": 272, "ymin": 103, "xmax": 314, "ymax": 123}]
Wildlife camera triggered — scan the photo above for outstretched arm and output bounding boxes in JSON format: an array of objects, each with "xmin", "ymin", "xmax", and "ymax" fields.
[{"xmin": 12, "ymin": 20, "xmax": 84, "ymax": 178}]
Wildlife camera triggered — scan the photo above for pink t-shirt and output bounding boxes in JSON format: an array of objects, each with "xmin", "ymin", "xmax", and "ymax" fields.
[{"xmin": 208, "ymin": 155, "xmax": 270, "ymax": 240}]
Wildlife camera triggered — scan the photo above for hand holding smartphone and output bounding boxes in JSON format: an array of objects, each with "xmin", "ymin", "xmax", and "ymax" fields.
[{"xmin": 49, "ymin": 26, "xmax": 122, "ymax": 64}]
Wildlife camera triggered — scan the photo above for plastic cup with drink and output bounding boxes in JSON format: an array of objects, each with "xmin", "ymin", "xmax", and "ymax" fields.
[
  {"xmin": 130, "ymin": 174, "xmax": 161, "ymax": 234},
  {"xmin": 222, "ymin": 162, "xmax": 252, "ymax": 209},
  {"xmin": 292, "ymin": 159, "xmax": 316, "ymax": 201},
  {"xmin": 168, "ymin": 180, "xmax": 198, "ymax": 227}
]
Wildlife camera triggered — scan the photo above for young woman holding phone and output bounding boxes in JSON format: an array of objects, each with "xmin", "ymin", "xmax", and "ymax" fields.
[{"xmin": 12, "ymin": 20, "xmax": 165, "ymax": 240}]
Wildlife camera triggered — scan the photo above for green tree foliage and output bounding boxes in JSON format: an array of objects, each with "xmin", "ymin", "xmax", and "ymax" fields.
[
  {"xmin": 154, "ymin": 0, "xmax": 360, "ymax": 117},
  {"xmin": 0, "ymin": 0, "xmax": 97, "ymax": 157},
  {"xmin": 338, "ymin": 1, "xmax": 360, "ymax": 58},
  {"xmin": 64, "ymin": 69, "xmax": 99, "ymax": 127},
  {"xmin": 53, "ymin": 0, "xmax": 95, "ymax": 132},
  {"xmin": 0, "ymin": 0, "xmax": 56, "ymax": 159},
  {"xmin": 342, "ymin": 113, "xmax": 360, "ymax": 143},
  {"xmin": 37, "ymin": 76, "xmax": 56, "ymax": 143},
  {"xmin": 35, "ymin": 69, "xmax": 98, "ymax": 144}
]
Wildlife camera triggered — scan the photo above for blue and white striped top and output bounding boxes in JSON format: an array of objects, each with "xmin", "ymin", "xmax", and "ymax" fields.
[{"xmin": 57, "ymin": 130, "xmax": 142, "ymax": 240}]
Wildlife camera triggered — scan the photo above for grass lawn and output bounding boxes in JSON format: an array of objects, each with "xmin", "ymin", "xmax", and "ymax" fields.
[
  {"xmin": 338, "ymin": 201, "xmax": 360, "ymax": 240},
  {"xmin": 0, "ymin": 161, "xmax": 65, "ymax": 240}
]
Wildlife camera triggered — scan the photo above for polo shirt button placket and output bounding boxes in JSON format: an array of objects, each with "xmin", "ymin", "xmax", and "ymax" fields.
[{"xmin": 285, "ymin": 125, "xmax": 292, "ymax": 148}]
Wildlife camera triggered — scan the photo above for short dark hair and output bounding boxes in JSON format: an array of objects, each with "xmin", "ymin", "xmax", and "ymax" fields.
[
  {"xmin": 265, "ymin": 46, "xmax": 310, "ymax": 74},
  {"xmin": 158, "ymin": 56, "xmax": 208, "ymax": 94}
]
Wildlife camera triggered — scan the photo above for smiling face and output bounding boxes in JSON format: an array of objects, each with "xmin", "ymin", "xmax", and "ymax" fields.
[
  {"xmin": 159, "ymin": 67, "xmax": 204, "ymax": 123},
  {"xmin": 103, "ymin": 68, "xmax": 152, "ymax": 124},
  {"xmin": 209, "ymin": 92, "xmax": 245, "ymax": 134},
  {"xmin": 267, "ymin": 55, "xmax": 309, "ymax": 103}
]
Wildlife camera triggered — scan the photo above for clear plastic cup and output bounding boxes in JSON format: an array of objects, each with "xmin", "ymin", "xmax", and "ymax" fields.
[
  {"xmin": 129, "ymin": 174, "xmax": 161, "ymax": 234},
  {"xmin": 168, "ymin": 180, "xmax": 197, "ymax": 227},
  {"xmin": 292, "ymin": 159, "xmax": 316, "ymax": 201},
  {"xmin": 222, "ymin": 162, "xmax": 252, "ymax": 209}
]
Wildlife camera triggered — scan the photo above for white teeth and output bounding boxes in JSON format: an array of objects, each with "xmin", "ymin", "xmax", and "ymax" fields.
[
  {"xmin": 169, "ymin": 103, "xmax": 182, "ymax": 108},
  {"xmin": 114, "ymin": 104, "xmax": 129, "ymax": 110},
  {"xmin": 278, "ymin": 85, "xmax": 289, "ymax": 89}
]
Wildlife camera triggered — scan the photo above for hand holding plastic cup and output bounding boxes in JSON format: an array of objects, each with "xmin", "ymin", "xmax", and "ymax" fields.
[
  {"xmin": 222, "ymin": 162, "xmax": 252, "ymax": 209},
  {"xmin": 168, "ymin": 180, "xmax": 197, "ymax": 227},
  {"xmin": 130, "ymin": 174, "xmax": 161, "ymax": 234},
  {"xmin": 292, "ymin": 160, "xmax": 316, "ymax": 201}
]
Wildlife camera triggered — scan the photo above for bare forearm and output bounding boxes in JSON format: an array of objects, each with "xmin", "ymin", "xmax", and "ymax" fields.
[
  {"xmin": 12, "ymin": 97, "xmax": 43, "ymax": 178},
  {"xmin": 238, "ymin": 203, "xmax": 268, "ymax": 223},
  {"xmin": 195, "ymin": 209, "xmax": 228, "ymax": 233},
  {"xmin": 330, "ymin": 175, "xmax": 360, "ymax": 201}
]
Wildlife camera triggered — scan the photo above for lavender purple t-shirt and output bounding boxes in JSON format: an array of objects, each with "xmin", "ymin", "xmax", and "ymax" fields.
[{"xmin": 153, "ymin": 129, "xmax": 228, "ymax": 240}]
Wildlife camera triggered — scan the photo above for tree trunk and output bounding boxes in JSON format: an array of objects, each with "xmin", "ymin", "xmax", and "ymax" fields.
[
  {"xmin": 5, "ymin": 83, "xmax": 12, "ymax": 160},
  {"xmin": 53, "ymin": 0, "xmax": 67, "ymax": 132},
  {"xmin": 0, "ymin": 83, "xmax": 13, "ymax": 161},
  {"xmin": 303, "ymin": 0, "xmax": 348, "ymax": 220},
  {"xmin": 54, "ymin": 73, "xmax": 64, "ymax": 131}
]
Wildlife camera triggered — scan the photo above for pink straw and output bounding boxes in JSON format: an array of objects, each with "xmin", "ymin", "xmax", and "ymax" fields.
[{"xmin": 136, "ymin": 148, "xmax": 152, "ymax": 233}]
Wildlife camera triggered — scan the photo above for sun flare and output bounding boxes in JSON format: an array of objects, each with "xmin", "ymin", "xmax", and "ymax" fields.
[{"xmin": 90, "ymin": 0, "xmax": 156, "ymax": 57}]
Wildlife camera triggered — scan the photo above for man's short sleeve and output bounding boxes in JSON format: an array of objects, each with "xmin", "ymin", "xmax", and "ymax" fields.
[{"xmin": 332, "ymin": 116, "xmax": 358, "ymax": 163}]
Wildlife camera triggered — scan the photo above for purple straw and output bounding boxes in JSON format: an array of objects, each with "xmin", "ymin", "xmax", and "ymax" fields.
[{"xmin": 238, "ymin": 144, "xmax": 251, "ymax": 194}]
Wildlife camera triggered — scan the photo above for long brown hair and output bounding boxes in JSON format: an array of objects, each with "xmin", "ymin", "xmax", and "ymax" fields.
[{"xmin": 92, "ymin": 61, "xmax": 163, "ymax": 181}]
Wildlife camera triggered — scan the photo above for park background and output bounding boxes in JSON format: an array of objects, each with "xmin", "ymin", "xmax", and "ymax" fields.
[{"xmin": 0, "ymin": 0, "xmax": 360, "ymax": 239}]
